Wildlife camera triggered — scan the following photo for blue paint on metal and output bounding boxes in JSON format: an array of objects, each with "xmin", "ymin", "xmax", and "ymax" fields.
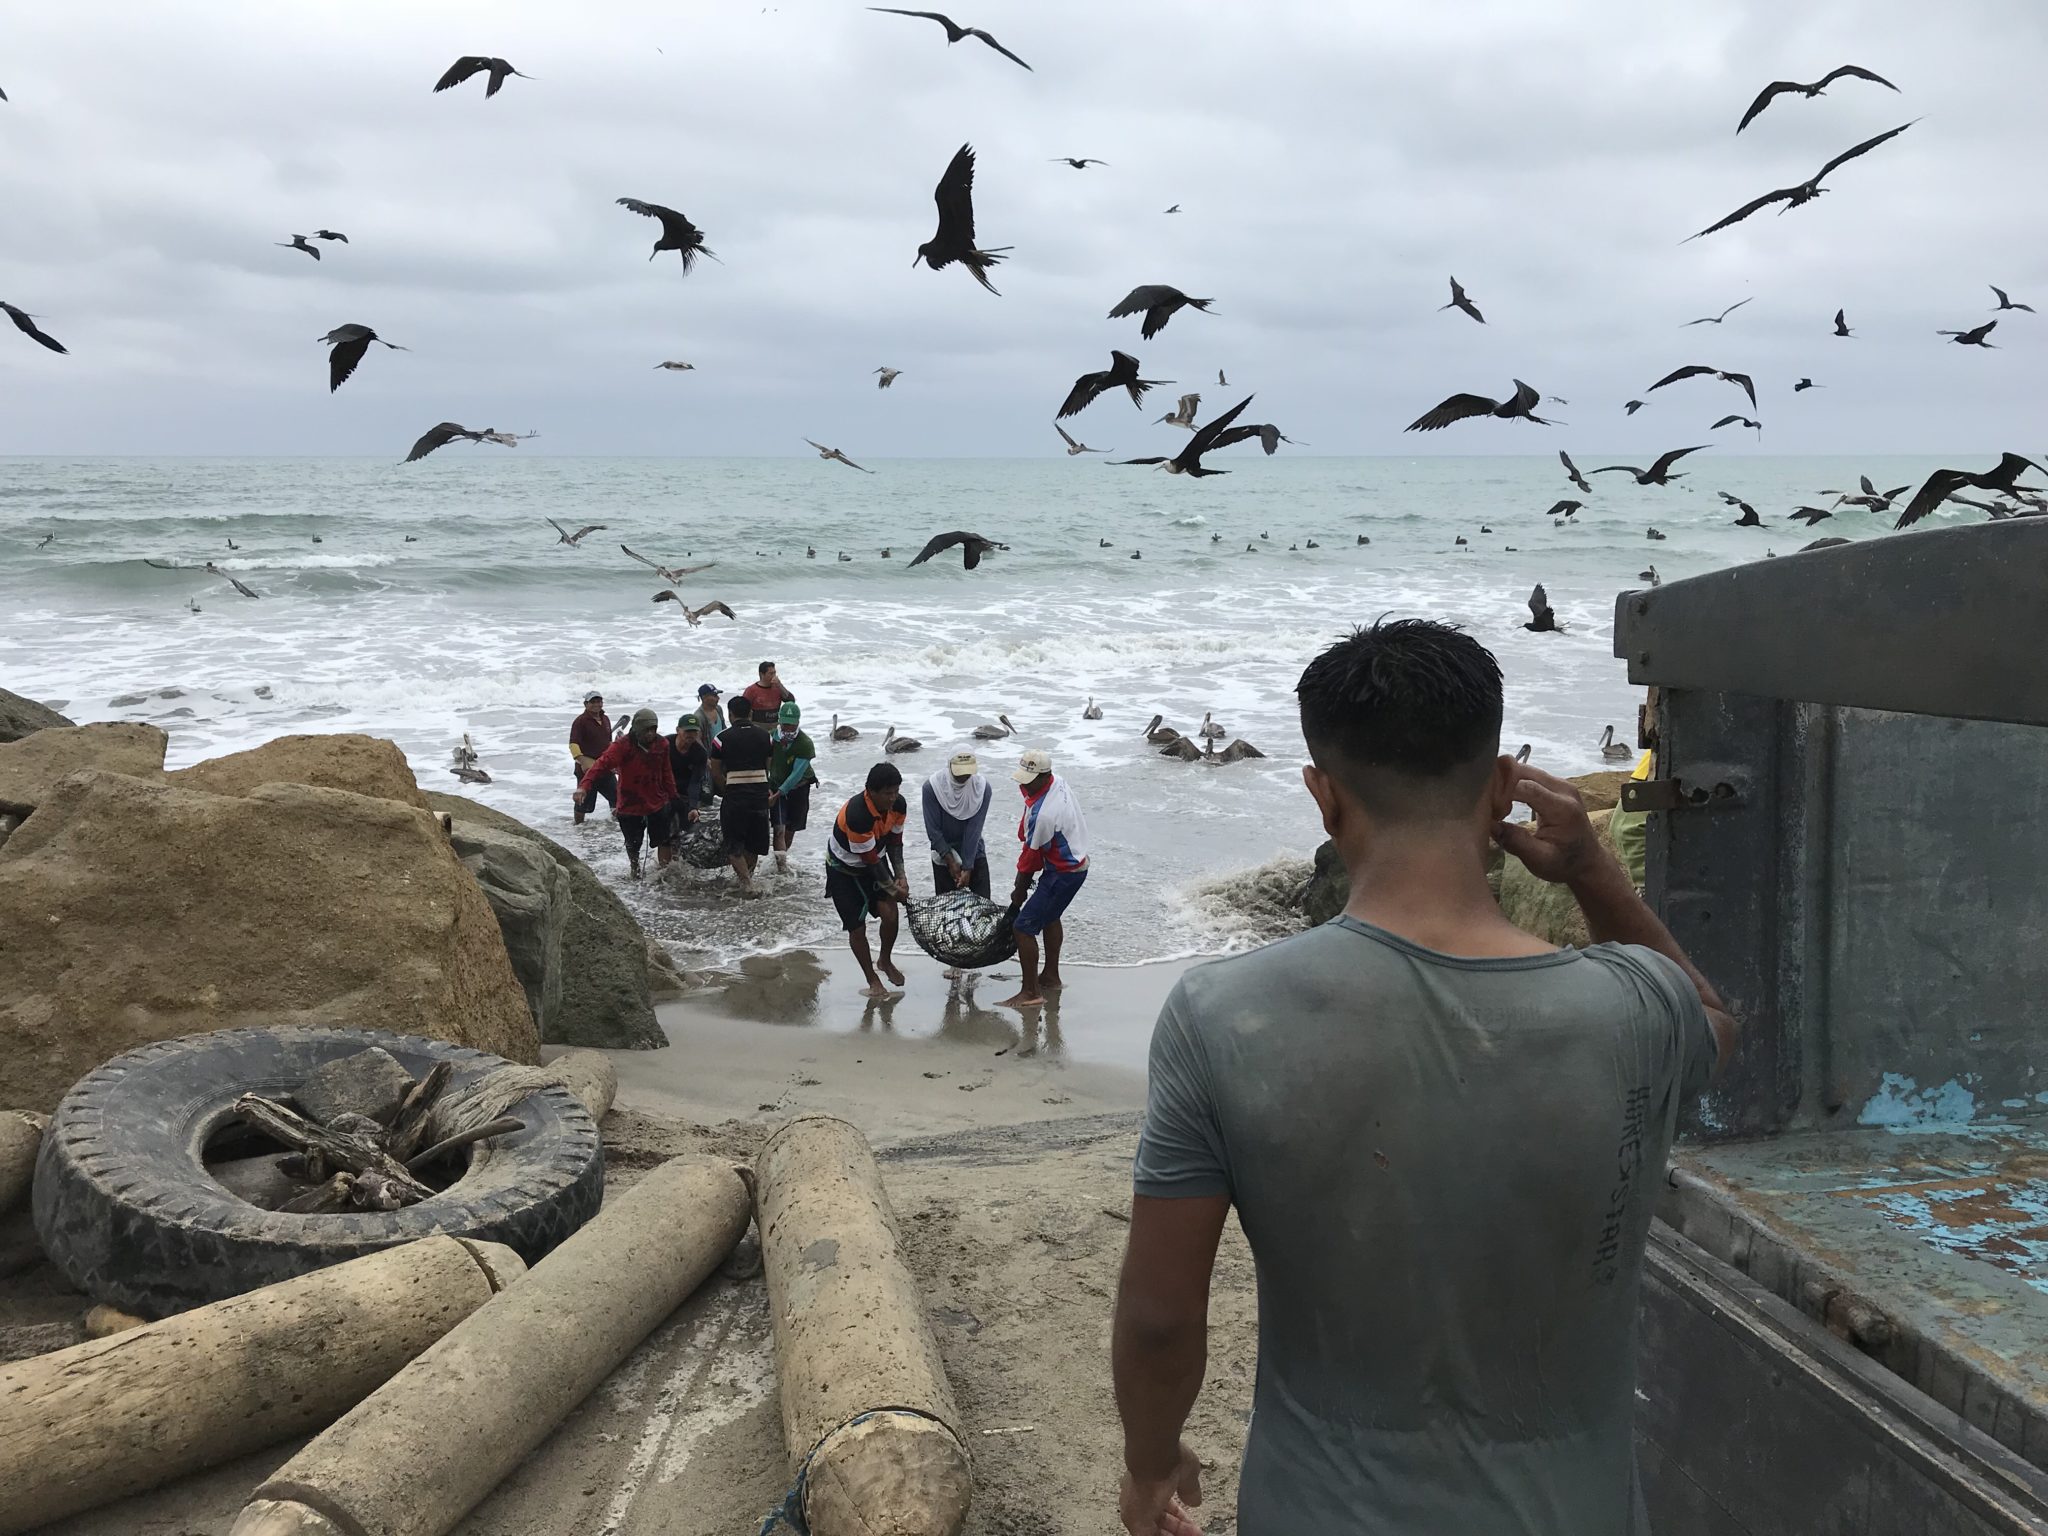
[{"xmin": 1858, "ymin": 1073, "xmax": 1980, "ymax": 1130}]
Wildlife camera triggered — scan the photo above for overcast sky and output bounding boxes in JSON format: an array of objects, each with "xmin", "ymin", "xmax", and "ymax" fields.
[{"xmin": 2, "ymin": 0, "xmax": 2043, "ymax": 457}]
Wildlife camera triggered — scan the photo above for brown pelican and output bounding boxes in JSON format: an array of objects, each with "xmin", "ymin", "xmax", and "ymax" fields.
[
  {"xmin": 652, "ymin": 592, "xmax": 735, "ymax": 625},
  {"xmin": 831, "ymin": 714, "xmax": 860, "ymax": 742},
  {"xmin": 1055, "ymin": 424, "xmax": 1107, "ymax": 456},
  {"xmin": 547, "ymin": 519, "xmax": 606, "ymax": 545},
  {"xmin": 883, "ymin": 726, "xmax": 922, "ymax": 754},
  {"xmin": 805, "ymin": 438, "xmax": 874, "ymax": 473},
  {"xmin": 654, "ymin": 360, "xmax": 696, "ymax": 371},
  {"xmin": 1143, "ymin": 714, "xmax": 1183, "ymax": 745},
  {"xmin": 1600, "ymin": 725, "xmax": 1633, "ymax": 760},
  {"xmin": 622, "ymin": 544, "xmax": 715, "ymax": 582},
  {"xmin": 1082, "ymin": 698, "xmax": 1103, "ymax": 720},
  {"xmin": 971, "ymin": 714, "xmax": 1016, "ymax": 740},
  {"xmin": 875, "ymin": 367, "xmax": 903, "ymax": 388},
  {"xmin": 1156, "ymin": 392, "xmax": 1201, "ymax": 429},
  {"xmin": 1198, "ymin": 711, "xmax": 1225, "ymax": 740}
]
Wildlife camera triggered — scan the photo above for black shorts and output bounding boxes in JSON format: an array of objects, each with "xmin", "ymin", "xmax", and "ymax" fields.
[
  {"xmin": 773, "ymin": 782, "xmax": 812, "ymax": 833},
  {"xmin": 931, "ymin": 853, "xmax": 992, "ymax": 898},
  {"xmin": 826, "ymin": 862, "xmax": 897, "ymax": 931},
  {"xmin": 618, "ymin": 805, "xmax": 676, "ymax": 857},
  {"xmin": 575, "ymin": 765, "xmax": 616, "ymax": 811},
  {"xmin": 722, "ymin": 788, "xmax": 771, "ymax": 857}
]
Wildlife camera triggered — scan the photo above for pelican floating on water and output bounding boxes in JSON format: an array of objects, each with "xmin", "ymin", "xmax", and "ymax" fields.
[
  {"xmin": 1082, "ymin": 698, "xmax": 1103, "ymax": 720},
  {"xmin": 972, "ymin": 713, "xmax": 1016, "ymax": 740},
  {"xmin": 883, "ymin": 726, "xmax": 921, "ymax": 754},
  {"xmin": 832, "ymin": 714, "xmax": 860, "ymax": 742},
  {"xmin": 1143, "ymin": 713, "xmax": 1183, "ymax": 745},
  {"xmin": 1198, "ymin": 712, "xmax": 1225, "ymax": 740},
  {"xmin": 1600, "ymin": 725, "xmax": 1633, "ymax": 760}
]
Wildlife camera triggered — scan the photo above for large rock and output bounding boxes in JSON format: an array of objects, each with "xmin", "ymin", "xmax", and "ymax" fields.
[
  {"xmin": 447, "ymin": 820, "xmax": 572, "ymax": 1038},
  {"xmin": 0, "ymin": 723, "xmax": 166, "ymax": 817},
  {"xmin": 0, "ymin": 688, "xmax": 72, "ymax": 744},
  {"xmin": 171, "ymin": 733, "xmax": 429, "ymax": 811},
  {"xmin": 426, "ymin": 793, "xmax": 666, "ymax": 1051},
  {"xmin": 0, "ymin": 771, "xmax": 537, "ymax": 1112}
]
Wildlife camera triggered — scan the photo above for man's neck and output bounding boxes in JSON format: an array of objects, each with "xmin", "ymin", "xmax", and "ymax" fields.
[{"xmin": 1340, "ymin": 823, "xmax": 1553, "ymax": 958}]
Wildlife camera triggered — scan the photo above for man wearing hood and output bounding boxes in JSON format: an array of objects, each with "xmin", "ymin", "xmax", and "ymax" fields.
[{"xmin": 575, "ymin": 707, "xmax": 680, "ymax": 880}]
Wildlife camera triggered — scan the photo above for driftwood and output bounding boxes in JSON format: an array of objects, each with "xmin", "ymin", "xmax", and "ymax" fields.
[
  {"xmin": 232, "ymin": 1095, "xmax": 435, "ymax": 1206},
  {"xmin": 385, "ymin": 1062, "xmax": 453, "ymax": 1163},
  {"xmin": 405, "ymin": 1117, "xmax": 525, "ymax": 1174}
]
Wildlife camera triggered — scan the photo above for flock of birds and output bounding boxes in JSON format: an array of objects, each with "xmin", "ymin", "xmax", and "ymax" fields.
[{"xmin": 7, "ymin": 37, "xmax": 2044, "ymax": 623}]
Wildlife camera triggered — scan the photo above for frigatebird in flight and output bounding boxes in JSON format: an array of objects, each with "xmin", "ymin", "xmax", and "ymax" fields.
[
  {"xmin": 914, "ymin": 144, "xmax": 1008, "ymax": 294},
  {"xmin": 1736, "ymin": 65, "xmax": 1898, "ymax": 133},
  {"xmin": 1687, "ymin": 120, "xmax": 1917, "ymax": 241}
]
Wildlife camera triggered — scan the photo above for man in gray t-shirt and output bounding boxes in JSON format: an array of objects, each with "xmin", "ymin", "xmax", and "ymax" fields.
[{"xmin": 1112, "ymin": 620, "xmax": 1735, "ymax": 1536}]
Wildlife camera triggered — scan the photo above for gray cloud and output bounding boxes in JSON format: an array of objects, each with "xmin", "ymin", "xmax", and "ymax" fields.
[{"xmin": 2, "ymin": 0, "xmax": 2043, "ymax": 457}]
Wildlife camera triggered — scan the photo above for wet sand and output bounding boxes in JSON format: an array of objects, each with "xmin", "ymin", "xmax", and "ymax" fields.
[{"xmin": 611, "ymin": 944, "xmax": 1200, "ymax": 1138}]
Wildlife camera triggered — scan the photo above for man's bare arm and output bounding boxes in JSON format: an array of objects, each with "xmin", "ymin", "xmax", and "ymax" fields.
[
  {"xmin": 1112, "ymin": 1194, "xmax": 1230, "ymax": 1480},
  {"xmin": 1496, "ymin": 763, "xmax": 1739, "ymax": 1071}
]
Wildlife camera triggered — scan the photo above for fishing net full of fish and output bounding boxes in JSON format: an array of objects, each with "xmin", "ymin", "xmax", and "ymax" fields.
[{"xmin": 904, "ymin": 888, "xmax": 1017, "ymax": 969}]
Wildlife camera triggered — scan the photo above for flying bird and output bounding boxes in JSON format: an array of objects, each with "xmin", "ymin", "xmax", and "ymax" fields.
[
  {"xmin": 1440, "ymin": 276, "xmax": 1484, "ymax": 324},
  {"xmin": 1163, "ymin": 204, "xmax": 1181, "ymax": 215},
  {"xmin": 913, "ymin": 144, "xmax": 1008, "ymax": 294},
  {"xmin": 1, "ymin": 302, "xmax": 65, "ymax": 354},
  {"xmin": 477, "ymin": 428, "xmax": 536, "ymax": 447},
  {"xmin": 1684, "ymin": 297, "xmax": 1752, "ymax": 326},
  {"xmin": 1590, "ymin": 445, "xmax": 1709, "ymax": 486},
  {"xmin": 318, "ymin": 324, "xmax": 408, "ymax": 393},
  {"xmin": 1794, "ymin": 377, "xmax": 1821, "ymax": 391},
  {"xmin": 547, "ymin": 519, "xmax": 606, "ymax": 546},
  {"xmin": 1108, "ymin": 395, "xmax": 1255, "ymax": 478},
  {"xmin": 1108, "ymin": 284, "xmax": 1215, "ymax": 340},
  {"xmin": 617, "ymin": 199, "xmax": 716, "ymax": 270},
  {"xmin": 653, "ymin": 592, "xmax": 736, "ymax": 625},
  {"xmin": 277, "ymin": 234, "xmax": 321, "ymax": 260},
  {"xmin": 1895, "ymin": 453, "xmax": 2046, "ymax": 529},
  {"xmin": 1524, "ymin": 584, "xmax": 1561, "ymax": 633},
  {"xmin": 654, "ymin": 360, "xmax": 696, "ymax": 371},
  {"xmin": 1735, "ymin": 65, "xmax": 1900, "ymax": 133},
  {"xmin": 1405, "ymin": 379, "xmax": 1556, "ymax": 432},
  {"xmin": 1834, "ymin": 476, "xmax": 1911, "ymax": 512},
  {"xmin": 313, "ymin": 230, "xmax": 348, "ymax": 244},
  {"xmin": 874, "ymin": 367, "xmax": 902, "ymax": 388},
  {"xmin": 1156, "ymin": 392, "xmax": 1201, "ymax": 429},
  {"xmin": 1057, "ymin": 350, "xmax": 1171, "ymax": 419},
  {"xmin": 621, "ymin": 545, "xmax": 714, "ymax": 582},
  {"xmin": 1624, "ymin": 400, "xmax": 1645, "ymax": 415},
  {"xmin": 805, "ymin": 438, "xmax": 873, "ymax": 473},
  {"xmin": 1211, "ymin": 422, "xmax": 1304, "ymax": 455},
  {"xmin": 1711, "ymin": 414, "xmax": 1763, "ymax": 432},
  {"xmin": 1727, "ymin": 498, "xmax": 1764, "ymax": 527},
  {"xmin": 1646, "ymin": 364, "xmax": 1757, "ymax": 411},
  {"xmin": 1990, "ymin": 285, "xmax": 2035, "ymax": 314},
  {"xmin": 1559, "ymin": 451, "xmax": 1593, "ymax": 494},
  {"xmin": 908, "ymin": 530, "xmax": 1008, "ymax": 569},
  {"xmin": 1217, "ymin": 369, "xmax": 1228, "ymax": 386},
  {"xmin": 1051, "ymin": 157, "xmax": 1106, "ymax": 169},
  {"xmin": 434, "ymin": 56, "xmax": 530, "ymax": 97},
  {"xmin": 867, "ymin": 9, "xmax": 1031, "ymax": 69},
  {"xmin": 1789, "ymin": 505, "xmax": 1835, "ymax": 526},
  {"xmin": 404, "ymin": 422, "xmax": 487, "ymax": 462},
  {"xmin": 1055, "ymin": 424, "xmax": 1107, "ymax": 455},
  {"xmin": 1833, "ymin": 308, "xmax": 1853, "ymax": 337},
  {"xmin": 1687, "ymin": 120, "xmax": 1918, "ymax": 241},
  {"xmin": 1939, "ymin": 320, "xmax": 1998, "ymax": 348},
  {"xmin": 1544, "ymin": 500, "xmax": 1585, "ymax": 518}
]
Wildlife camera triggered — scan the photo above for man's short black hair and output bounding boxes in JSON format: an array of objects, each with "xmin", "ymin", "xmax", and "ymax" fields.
[
  {"xmin": 866, "ymin": 761, "xmax": 903, "ymax": 794},
  {"xmin": 758, "ymin": 660, "xmax": 775, "ymax": 675},
  {"xmin": 1295, "ymin": 619, "xmax": 1504, "ymax": 820},
  {"xmin": 728, "ymin": 696, "xmax": 753, "ymax": 721}
]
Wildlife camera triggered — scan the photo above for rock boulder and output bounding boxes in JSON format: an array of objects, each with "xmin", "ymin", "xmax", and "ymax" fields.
[
  {"xmin": 0, "ymin": 723, "xmax": 166, "ymax": 817},
  {"xmin": 447, "ymin": 820, "xmax": 572, "ymax": 1038},
  {"xmin": 170, "ymin": 733, "xmax": 429, "ymax": 811},
  {"xmin": 425, "ymin": 793, "xmax": 666, "ymax": 1050},
  {"xmin": 0, "ymin": 688, "xmax": 72, "ymax": 744},
  {"xmin": 0, "ymin": 771, "xmax": 537, "ymax": 1112}
]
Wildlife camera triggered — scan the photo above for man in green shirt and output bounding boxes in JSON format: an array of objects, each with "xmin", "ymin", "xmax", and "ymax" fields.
[{"xmin": 768, "ymin": 701, "xmax": 818, "ymax": 874}]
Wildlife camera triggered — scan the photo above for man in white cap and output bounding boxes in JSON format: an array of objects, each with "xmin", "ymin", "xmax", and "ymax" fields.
[
  {"xmin": 922, "ymin": 751, "xmax": 993, "ymax": 898},
  {"xmin": 1000, "ymin": 748, "xmax": 1090, "ymax": 1008}
]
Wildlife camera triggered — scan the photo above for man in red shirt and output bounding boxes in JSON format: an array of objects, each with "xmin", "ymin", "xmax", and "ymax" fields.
[
  {"xmin": 739, "ymin": 661, "xmax": 795, "ymax": 719},
  {"xmin": 569, "ymin": 692, "xmax": 615, "ymax": 825},
  {"xmin": 575, "ymin": 708, "xmax": 679, "ymax": 879}
]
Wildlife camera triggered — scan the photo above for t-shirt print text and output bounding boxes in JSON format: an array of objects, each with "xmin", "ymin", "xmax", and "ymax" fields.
[{"xmin": 1591, "ymin": 1085, "xmax": 1651, "ymax": 1285}]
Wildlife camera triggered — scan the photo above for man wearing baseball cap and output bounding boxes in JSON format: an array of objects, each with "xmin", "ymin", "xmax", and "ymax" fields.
[
  {"xmin": 575, "ymin": 707, "xmax": 679, "ymax": 879},
  {"xmin": 1001, "ymin": 748, "xmax": 1090, "ymax": 1008},
  {"xmin": 768, "ymin": 701, "xmax": 818, "ymax": 873},
  {"xmin": 568, "ymin": 691, "xmax": 615, "ymax": 825},
  {"xmin": 695, "ymin": 682, "xmax": 727, "ymax": 740}
]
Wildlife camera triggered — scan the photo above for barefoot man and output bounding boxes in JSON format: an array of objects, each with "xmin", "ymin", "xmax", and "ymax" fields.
[
  {"xmin": 1002, "ymin": 749, "xmax": 1090, "ymax": 1008},
  {"xmin": 826, "ymin": 761, "xmax": 912, "ymax": 998}
]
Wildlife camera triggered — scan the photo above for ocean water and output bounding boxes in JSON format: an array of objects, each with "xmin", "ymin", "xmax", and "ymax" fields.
[{"xmin": 0, "ymin": 453, "xmax": 1949, "ymax": 969}]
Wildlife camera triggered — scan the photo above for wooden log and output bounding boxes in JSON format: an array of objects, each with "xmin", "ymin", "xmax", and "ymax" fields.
[
  {"xmin": 0, "ymin": 1113, "xmax": 46, "ymax": 1216},
  {"xmin": 404, "ymin": 1116, "xmax": 524, "ymax": 1173},
  {"xmin": 384, "ymin": 1060, "xmax": 453, "ymax": 1162},
  {"xmin": 233, "ymin": 1157, "xmax": 750, "ymax": 1536},
  {"xmin": 755, "ymin": 1115, "xmax": 972, "ymax": 1536},
  {"xmin": 232, "ymin": 1094, "xmax": 434, "ymax": 1204},
  {"xmin": 0, "ymin": 1235, "xmax": 523, "ymax": 1535}
]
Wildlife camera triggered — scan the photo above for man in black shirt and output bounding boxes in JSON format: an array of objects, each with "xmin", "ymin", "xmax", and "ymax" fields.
[
  {"xmin": 710, "ymin": 695, "xmax": 775, "ymax": 896},
  {"xmin": 665, "ymin": 713, "xmax": 711, "ymax": 853}
]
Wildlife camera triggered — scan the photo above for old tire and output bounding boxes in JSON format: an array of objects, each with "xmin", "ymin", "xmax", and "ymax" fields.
[{"xmin": 33, "ymin": 1026, "xmax": 603, "ymax": 1317}]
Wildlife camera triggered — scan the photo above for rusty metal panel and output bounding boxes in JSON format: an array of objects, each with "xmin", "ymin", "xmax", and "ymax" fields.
[
  {"xmin": 1638, "ymin": 1223, "xmax": 2048, "ymax": 1536},
  {"xmin": 1612, "ymin": 522, "xmax": 2048, "ymax": 727}
]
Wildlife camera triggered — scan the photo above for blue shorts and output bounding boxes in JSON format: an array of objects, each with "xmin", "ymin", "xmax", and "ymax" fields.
[{"xmin": 1014, "ymin": 866, "xmax": 1087, "ymax": 937}]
